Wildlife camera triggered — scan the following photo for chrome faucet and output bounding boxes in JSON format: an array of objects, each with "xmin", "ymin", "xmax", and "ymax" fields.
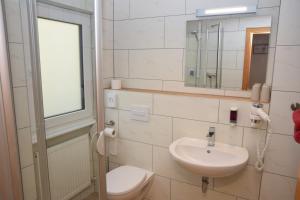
[{"xmin": 207, "ymin": 127, "xmax": 215, "ymax": 147}]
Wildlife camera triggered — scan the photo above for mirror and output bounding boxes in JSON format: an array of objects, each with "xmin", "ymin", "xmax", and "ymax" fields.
[{"xmin": 185, "ymin": 15, "xmax": 272, "ymax": 90}]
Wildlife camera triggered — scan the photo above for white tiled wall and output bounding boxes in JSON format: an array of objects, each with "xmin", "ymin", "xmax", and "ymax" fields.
[
  {"xmin": 264, "ymin": 134, "xmax": 300, "ymax": 177},
  {"xmin": 276, "ymin": 0, "xmax": 300, "ymax": 46},
  {"xmin": 109, "ymin": 0, "xmax": 279, "ymax": 93},
  {"xmin": 102, "ymin": 0, "xmax": 114, "ymax": 87},
  {"xmin": 21, "ymin": 165, "xmax": 38, "ymax": 200},
  {"xmin": 110, "ymin": 139, "xmax": 153, "ymax": 171},
  {"xmin": 264, "ymin": 0, "xmax": 300, "ymax": 198},
  {"xmin": 8, "ymin": 43, "xmax": 26, "ymax": 87},
  {"xmin": 103, "ymin": 20, "xmax": 113, "ymax": 50},
  {"xmin": 260, "ymin": 172, "xmax": 297, "ymax": 200},
  {"xmin": 273, "ymin": 46, "xmax": 300, "ymax": 92},
  {"xmin": 114, "ymin": 50, "xmax": 129, "ymax": 78},
  {"xmin": 104, "ymin": 89, "xmax": 272, "ymax": 200},
  {"xmin": 146, "ymin": 176, "xmax": 170, "ymax": 200},
  {"xmin": 171, "ymin": 180, "xmax": 235, "ymax": 200},
  {"xmin": 119, "ymin": 110, "xmax": 172, "ymax": 147},
  {"xmin": 153, "ymin": 94, "xmax": 219, "ymax": 122},
  {"xmin": 3, "ymin": 0, "xmax": 37, "ymax": 198},
  {"xmin": 153, "ymin": 145, "xmax": 204, "ymax": 186},
  {"xmin": 114, "ymin": 17, "xmax": 165, "ymax": 49},
  {"xmin": 214, "ymin": 166, "xmax": 261, "ymax": 200},
  {"xmin": 129, "ymin": 49, "xmax": 183, "ymax": 80},
  {"xmin": 103, "ymin": 0, "xmax": 300, "ymax": 199},
  {"xmin": 130, "ymin": 0, "xmax": 185, "ymax": 18}
]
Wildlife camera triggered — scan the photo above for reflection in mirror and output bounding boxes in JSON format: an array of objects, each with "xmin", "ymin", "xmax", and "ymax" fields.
[{"xmin": 185, "ymin": 15, "xmax": 272, "ymax": 90}]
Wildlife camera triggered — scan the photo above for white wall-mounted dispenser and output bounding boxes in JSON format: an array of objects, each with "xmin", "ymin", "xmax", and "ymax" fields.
[
  {"xmin": 250, "ymin": 103, "xmax": 270, "ymax": 128},
  {"xmin": 249, "ymin": 103, "xmax": 272, "ymax": 171},
  {"xmin": 105, "ymin": 91, "xmax": 118, "ymax": 108},
  {"xmin": 230, "ymin": 106, "xmax": 238, "ymax": 126}
]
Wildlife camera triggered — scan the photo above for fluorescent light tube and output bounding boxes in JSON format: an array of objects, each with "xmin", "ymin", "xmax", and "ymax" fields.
[
  {"xmin": 196, "ymin": 6, "xmax": 256, "ymax": 17},
  {"xmin": 205, "ymin": 6, "xmax": 247, "ymax": 15}
]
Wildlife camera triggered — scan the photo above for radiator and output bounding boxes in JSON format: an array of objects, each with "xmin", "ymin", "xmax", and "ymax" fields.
[{"xmin": 47, "ymin": 134, "xmax": 91, "ymax": 200}]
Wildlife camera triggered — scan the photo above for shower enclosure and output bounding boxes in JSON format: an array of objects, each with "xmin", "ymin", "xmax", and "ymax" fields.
[{"xmin": 185, "ymin": 20, "xmax": 223, "ymax": 88}]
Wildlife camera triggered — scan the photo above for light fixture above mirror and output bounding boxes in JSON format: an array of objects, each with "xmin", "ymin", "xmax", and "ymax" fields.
[{"xmin": 196, "ymin": 5, "xmax": 257, "ymax": 17}]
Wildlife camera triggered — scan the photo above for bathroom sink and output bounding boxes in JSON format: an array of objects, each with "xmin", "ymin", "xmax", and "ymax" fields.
[{"xmin": 169, "ymin": 137, "xmax": 249, "ymax": 177}]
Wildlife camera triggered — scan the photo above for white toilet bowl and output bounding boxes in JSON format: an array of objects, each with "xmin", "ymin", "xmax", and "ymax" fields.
[{"xmin": 106, "ymin": 165, "xmax": 154, "ymax": 200}]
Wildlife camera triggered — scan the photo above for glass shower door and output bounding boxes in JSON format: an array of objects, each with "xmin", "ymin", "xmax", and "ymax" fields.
[
  {"xmin": 185, "ymin": 20, "xmax": 223, "ymax": 89},
  {"xmin": 203, "ymin": 21, "xmax": 222, "ymax": 89},
  {"xmin": 185, "ymin": 21, "xmax": 200, "ymax": 87}
]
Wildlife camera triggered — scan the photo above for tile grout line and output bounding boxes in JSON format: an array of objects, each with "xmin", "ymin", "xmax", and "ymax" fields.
[
  {"xmin": 163, "ymin": 16, "xmax": 166, "ymax": 48},
  {"xmin": 114, "ymin": 47, "xmax": 185, "ymax": 50},
  {"xmin": 151, "ymin": 144, "xmax": 154, "ymax": 172},
  {"xmin": 127, "ymin": 49, "xmax": 130, "ymax": 78},
  {"xmin": 269, "ymin": 0, "xmax": 282, "ymax": 94},
  {"xmin": 112, "ymin": 0, "xmax": 115, "ymax": 78}
]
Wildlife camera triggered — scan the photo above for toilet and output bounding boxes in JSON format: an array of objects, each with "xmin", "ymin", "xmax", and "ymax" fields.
[{"xmin": 106, "ymin": 165, "xmax": 154, "ymax": 200}]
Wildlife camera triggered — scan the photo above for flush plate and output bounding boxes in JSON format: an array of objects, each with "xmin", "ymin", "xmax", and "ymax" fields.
[{"xmin": 130, "ymin": 105, "xmax": 150, "ymax": 122}]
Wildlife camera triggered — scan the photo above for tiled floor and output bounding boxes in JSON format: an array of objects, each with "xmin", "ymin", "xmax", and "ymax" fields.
[{"xmin": 83, "ymin": 193, "xmax": 98, "ymax": 200}]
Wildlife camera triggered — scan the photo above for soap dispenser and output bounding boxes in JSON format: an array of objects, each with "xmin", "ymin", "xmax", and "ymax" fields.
[{"xmin": 230, "ymin": 106, "xmax": 238, "ymax": 126}]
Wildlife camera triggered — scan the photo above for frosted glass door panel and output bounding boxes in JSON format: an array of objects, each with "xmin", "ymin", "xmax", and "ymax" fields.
[{"xmin": 38, "ymin": 18, "xmax": 84, "ymax": 118}]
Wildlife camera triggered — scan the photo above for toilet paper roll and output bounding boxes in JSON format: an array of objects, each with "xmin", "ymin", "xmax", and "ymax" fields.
[
  {"xmin": 111, "ymin": 80, "xmax": 122, "ymax": 90},
  {"xmin": 104, "ymin": 128, "xmax": 118, "ymax": 155},
  {"xmin": 97, "ymin": 128, "xmax": 117, "ymax": 156},
  {"xmin": 103, "ymin": 127, "xmax": 116, "ymax": 138}
]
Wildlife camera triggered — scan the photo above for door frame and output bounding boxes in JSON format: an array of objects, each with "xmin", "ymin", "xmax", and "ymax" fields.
[
  {"xmin": 26, "ymin": 0, "xmax": 107, "ymax": 199},
  {"xmin": 0, "ymin": 0, "xmax": 23, "ymax": 199},
  {"xmin": 94, "ymin": 1, "xmax": 107, "ymax": 199},
  {"xmin": 242, "ymin": 27, "xmax": 271, "ymax": 90}
]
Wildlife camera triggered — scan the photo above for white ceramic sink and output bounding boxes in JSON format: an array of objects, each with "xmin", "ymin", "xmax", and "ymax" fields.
[{"xmin": 169, "ymin": 137, "xmax": 249, "ymax": 177}]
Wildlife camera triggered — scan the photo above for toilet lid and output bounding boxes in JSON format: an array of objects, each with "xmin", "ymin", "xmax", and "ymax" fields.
[{"xmin": 106, "ymin": 165, "xmax": 147, "ymax": 196}]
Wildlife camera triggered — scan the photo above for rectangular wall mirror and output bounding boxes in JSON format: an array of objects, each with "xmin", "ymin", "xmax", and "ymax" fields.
[{"xmin": 185, "ymin": 15, "xmax": 272, "ymax": 91}]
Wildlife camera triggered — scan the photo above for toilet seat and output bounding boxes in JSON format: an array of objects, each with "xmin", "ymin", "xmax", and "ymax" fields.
[{"xmin": 106, "ymin": 165, "xmax": 147, "ymax": 197}]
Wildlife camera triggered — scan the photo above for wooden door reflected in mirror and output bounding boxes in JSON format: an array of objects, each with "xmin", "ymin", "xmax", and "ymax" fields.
[{"xmin": 242, "ymin": 27, "xmax": 271, "ymax": 90}]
